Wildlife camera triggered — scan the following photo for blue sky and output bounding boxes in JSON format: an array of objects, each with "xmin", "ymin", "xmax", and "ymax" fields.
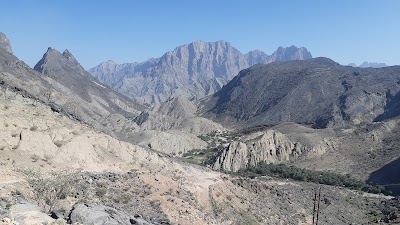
[{"xmin": 1, "ymin": 1, "xmax": 399, "ymax": 69}]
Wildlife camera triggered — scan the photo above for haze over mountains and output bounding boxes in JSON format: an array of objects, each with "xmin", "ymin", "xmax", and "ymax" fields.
[
  {"xmin": 89, "ymin": 41, "xmax": 312, "ymax": 106},
  {"xmin": 348, "ymin": 61, "xmax": 388, "ymax": 68}
]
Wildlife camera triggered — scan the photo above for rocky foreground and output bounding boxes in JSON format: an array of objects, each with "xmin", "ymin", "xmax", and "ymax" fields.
[{"xmin": 0, "ymin": 74, "xmax": 399, "ymax": 225}]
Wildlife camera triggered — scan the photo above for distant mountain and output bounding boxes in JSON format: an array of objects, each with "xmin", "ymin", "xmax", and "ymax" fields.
[
  {"xmin": 89, "ymin": 41, "xmax": 312, "ymax": 106},
  {"xmin": 348, "ymin": 61, "xmax": 387, "ymax": 68},
  {"xmin": 359, "ymin": 61, "xmax": 387, "ymax": 68},
  {"xmin": 0, "ymin": 33, "xmax": 148, "ymax": 139},
  {"xmin": 200, "ymin": 57, "xmax": 400, "ymax": 129}
]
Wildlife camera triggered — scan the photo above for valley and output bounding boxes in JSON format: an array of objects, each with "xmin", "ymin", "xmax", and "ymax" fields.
[{"xmin": 0, "ymin": 30, "xmax": 399, "ymax": 225}]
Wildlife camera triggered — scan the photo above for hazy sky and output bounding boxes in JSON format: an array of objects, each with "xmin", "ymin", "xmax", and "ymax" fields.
[{"xmin": 1, "ymin": 1, "xmax": 399, "ymax": 69}]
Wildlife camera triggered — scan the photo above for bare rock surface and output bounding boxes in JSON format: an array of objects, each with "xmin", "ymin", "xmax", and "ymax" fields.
[
  {"xmin": 89, "ymin": 41, "xmax": 311, "ymax": 106},
  {"xmin": 9, "ymin": 202, "xmax": 54, "ymax": 225},
  {"xmin": 0, "ymin": 37, "xmax": 147, "ymax": 142},
  {"xmin": 0, "ymin": 32, "xmax": 399, "ymax": 224},
  {"xmin": 0, "ymin": 33, "xmax": 12, "ymax": 54},
  {"xmin": 200, "ymin": 57, "xmax": 400, "ymax": 129},
  {"xmin": 213, "ymin": 125, "xmax": 333, "ymax": 172},
  {"xmin": 0, "ymin": 83, "xmax": 396, "ymax": 225},
  {"xmin": 0, "ymin": 86, "xmax": 162, "ymax": 172},
  {"xmin": 69, "ymin": 203, "xmax": 153, "ymax": 225}
]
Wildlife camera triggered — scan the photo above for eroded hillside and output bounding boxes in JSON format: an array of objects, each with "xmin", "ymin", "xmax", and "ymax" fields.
[{"xmin": 1, "ymin": 65, "xmax": 397, "ymax": 224}]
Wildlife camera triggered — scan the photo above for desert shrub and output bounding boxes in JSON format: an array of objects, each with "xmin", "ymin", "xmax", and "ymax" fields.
[
  {"xmin": 237, "ymin": 163, "xmax": 391, "ymax": 195},
  {"xmin": 198, "ymin": 135, "xmax": 210, "ymax": 142},
  {"xmin": 43, "ymin": 154, "xmax": 53, "ymax": 162},
  {"xmin": 31, "ymin": 154, "xmax": 40, "ymax": 162},
  {"xmin": 30, "ymin": 125, "xmax": 38, "ymax": 131},
  {"xmin": 5, "ymin": 203, "xmax": 12, "ymax": 209},
  {"xmin": 21, "ymin": 169, "xmax": 78, "ymax": 213},
  {"xmin": 95, "ymin": 188, "xmax": 107, "ymax": 197}
]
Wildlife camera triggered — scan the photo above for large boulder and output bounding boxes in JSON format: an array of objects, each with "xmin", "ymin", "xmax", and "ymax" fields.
[
  {"xmin": 68, "ymin": 203, "xmax": 153, "ymax": 225},
  {"xmin": 9, "ymin": 202, "xmax": 54, "ymax": 225}
]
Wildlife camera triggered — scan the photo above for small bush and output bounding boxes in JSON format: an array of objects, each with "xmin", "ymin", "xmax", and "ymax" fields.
[
  {"xmin": 31, "ymin": 154, "xmax": 40, "ymax": 162},
  {"xmin": 21, "ymin": 169, "xmax": 78, "ymax": 213},
  {"xmin": 5, "ymin": 203, "xmax": 12, "ymax": 209},
  {"xmin": 43, "ymin": 154, "xmax": 53, "ymax": 162},
  {"xmin": 96, "ymin": 188, "xmax": 107, "ymax": 197},
  {"xmin": 30, "ymin": 125, "xmax": 38, "ymax": 131},
  {"xmin": 236, "ymin": 163, "xmax": 391, "ymax": 195}
]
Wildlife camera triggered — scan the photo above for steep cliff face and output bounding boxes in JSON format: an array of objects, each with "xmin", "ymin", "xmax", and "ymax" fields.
[
  {"xmin": 89, "ymin": 41, "xmax": 312, "ymax": 105},
  {"xmin": 213, "ymin": 129, "xmax": 332, "ymax": 172}
]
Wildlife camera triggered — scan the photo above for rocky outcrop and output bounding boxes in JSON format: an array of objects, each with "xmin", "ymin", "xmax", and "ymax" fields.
[
  {"xmin": 268, "ymin": 46, "xmax": 312, "ymax": 62},
  {"xmin": 137, "ymin": 130, "xmax": 207, "ymax": 156},
  {"xmin": 200, "ymin": 57, "xmax": 400, "ymax": 129},
  {"xmin": 9, "ymin": 202, "xmax": 56, "ymax": 225},
  {"xmin": 69, "ymin": 203, "xmax": 153, "ymax": 225},
  {"xmin": 89, "ymin": 41, "xmax": 312, "ymax": 105},
  {"xmin": 213, "ymin": 129, "xmax": 332, "ymax": 172},
  {"xmin": 0, "ymin": 33, "xmax": 12, "ymax": 54}
]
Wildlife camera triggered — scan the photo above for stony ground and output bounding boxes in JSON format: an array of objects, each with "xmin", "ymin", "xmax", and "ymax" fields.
[{"xmin": 0, "ymin": 84, "xmax": 399, "ymax": 225}]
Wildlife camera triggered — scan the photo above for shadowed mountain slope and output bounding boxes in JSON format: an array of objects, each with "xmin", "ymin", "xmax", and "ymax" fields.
[{"xmin": 199, "ymin": 57, "xmax": 400, "ymax": 129}]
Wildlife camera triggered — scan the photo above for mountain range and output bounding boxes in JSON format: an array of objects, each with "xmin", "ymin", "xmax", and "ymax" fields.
[
  {"xmin": 1, "ymin": 31, "xmax": 399, "ymax": 224},
  {"xmin": 89, "ymin": 41, "xmax": 312, "ymax": 106}
]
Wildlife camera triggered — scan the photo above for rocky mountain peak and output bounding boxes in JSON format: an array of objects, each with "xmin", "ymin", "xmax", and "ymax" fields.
[
  {"xmin": 0, "ymin": 32, "xmax": 13, "ymax": 54},
  {"xmin": 270, "ymin": 45, "xmax": 312, "ymax": 61},
  {"xmin": 34, "ymin": 47, "xmax": 83, "ymax": 73},
  {"xmin": 89, "ymin": 42, "xmax": 313, "ymax": 106},
  {"xmin": 168, "ymin": 40, "xmax": 236, "ymax": 57},
  {"xmin": 62, "ymin": 49, "xmax": 77, "ymax": 62},
  {"xmin": 95, "ymin": 60, "xmax": 116, "ymax": 69},
  {"xmin": 105, "ymin": 59, "xmax": 117, "ymax": 64},
  {"xmin": 187, "ymin": 40, "xmax": 230, "ymax": 48},
  {"xmin": 34, "ymin": 47, "xmax": 60, "ymax": 73},
  {"xmin": 34, "ymin": 47, "xmax": 88, "ymax": 80}
]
